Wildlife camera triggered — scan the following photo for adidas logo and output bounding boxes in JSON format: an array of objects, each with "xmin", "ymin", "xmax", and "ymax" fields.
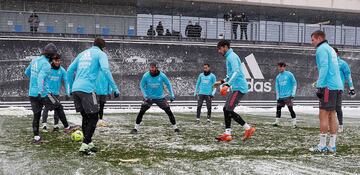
[{"xmin": 242, "ymin": 54, "xmax": 272, "ymax": 93}]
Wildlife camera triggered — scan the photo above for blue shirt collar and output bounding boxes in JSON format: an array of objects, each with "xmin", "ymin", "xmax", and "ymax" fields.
[
  {"xmin": 91, "ymin": 46, "xmax": 101, "ymax": 50},
  {"xmin": 224, "ymin": 48, "xmax": 233, "ymax": 57},
  {"xmin": 40, "ymin": 55, "xmax": 49, "ymax": 61}
]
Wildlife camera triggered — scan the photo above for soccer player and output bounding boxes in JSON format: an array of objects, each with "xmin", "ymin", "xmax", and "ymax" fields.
[
  {"xmin": 194, "ymin": 63, "xmax": 216, "ymax": 125},
  {"xmin": 67, "ymin": 38, "xmax": 120, "ymax": 155},
  {"xmin": 41, "ymin": 53, "xmax": 70, "ymax": 132},
  {"xmin": 310, "ymin": 30, "xmax": 343, "ymax": 153},
  {"xmin": 25, "ymin": 43, "xmax": 74, "ymax": 143},
  {"xmin": 96, "ymin": 70, "xmax": 114, "ymax": 127},
  {"xmin": 333, "ymin": 47, "xmax": 356, "ymax": 132},
  {"xmin": 130, "ymin": 62, "xmax": 179, "ymax": 134},
  {"xmin": 273, "ymin": 62, "xmax": 297, "ymax": 128},
  {"xmin": 213, "ymin": 40, "xmax": 256, "ymax": 142}
]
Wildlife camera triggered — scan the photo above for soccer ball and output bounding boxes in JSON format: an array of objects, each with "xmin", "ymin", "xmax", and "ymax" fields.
[{"xmin": 71, "ymin": 130, "xmax": 84, "ymax": 142}]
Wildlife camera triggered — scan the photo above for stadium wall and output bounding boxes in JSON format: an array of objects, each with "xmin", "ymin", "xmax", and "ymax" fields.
[{"xmin": 0, "ymin": 38, "xmax": 359, "ymax": 101}]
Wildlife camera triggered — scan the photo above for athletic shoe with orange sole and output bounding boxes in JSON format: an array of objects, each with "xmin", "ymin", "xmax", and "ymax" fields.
[
  {"xmin": 242, "ymin": 127, "xmax": 256, "ymax": 141},
  {"xmin": 215, "ymin": 133, "xmax": 233, "ymax": 142}
]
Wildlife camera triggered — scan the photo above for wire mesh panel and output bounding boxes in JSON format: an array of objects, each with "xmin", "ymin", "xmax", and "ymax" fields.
[
  {"xmin": 0, "ymin": 12, "xmax": 17, "ymax": 32},
  {"xmin": 334, "ymin": 26, "xmax": 343, "ymax": 45},
  {"xmin": 283, "ymin": 22, "xmax": 299, "ymax": 43},
  {"xmin": 322, "ymin": 25, "xmax": 336, "ymax": 44},
  {"xmin": 356, "ymin": 27, "xmax": 360, "ymax": 46},
  {"xmin": 198, "ymin": 18, "xmax": 209, "ymax": 39},
  {"xmin": 223, "ymin": 20, "xmax": 232, "ymax": 40},
  {"xmin": 343, "ymin": 26, "xmax": 357, "ymax": 46},
  {"xmin": 265, "ymin": 21, "xmax": 281, "ymax": 42},
  {"xmin": 258, "ymin": 21, "xmax": 267, "ymax": 41},
  {"xmin": 136, "ymin": 14, "xmax": 153, "ymax": 36}
]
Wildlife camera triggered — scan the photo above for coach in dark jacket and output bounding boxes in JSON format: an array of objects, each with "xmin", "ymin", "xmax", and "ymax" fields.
[
  {"xmin": 28, "ymin": 12, "xmax": 40, "ymax": 32},
  {"xmin": 156, "ymin": 21, "xmax": 164, "ymax": 36}
]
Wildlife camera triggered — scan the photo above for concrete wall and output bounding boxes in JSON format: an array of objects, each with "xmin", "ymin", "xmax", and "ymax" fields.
[{"xmin": 1, "ymin": 39, "xmax": 359, "ymax": 101}]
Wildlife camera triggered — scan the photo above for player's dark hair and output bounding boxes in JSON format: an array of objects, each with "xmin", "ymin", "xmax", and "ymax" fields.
[
  {"xmin": 203, "ymin": 63, "xmax": 210, "ymax": 67},
  {"xmin": 42, "ymin": 43, "xmax": 58, "ymax": 60},
  {"xmin": 332, "ymin": 47, "xmax": 339, "ymax": 54},
  {"xmin": 52, "ymin": 53, "xmax": 61, "ymax": 60},
  {"xmin": 94, "ymin": 38, "xmax": 105, "ymax": 50},
  {"xmin": 149, "ymin": 62, "xmax": 157, "ymax": 67},
  {"xmin": 311, "ymin": 30, "xmax": 326, "ymax": 38},
  {"xmin": 277, "ymin": 62, "xmax": 286, "ymax": 67},
  {"xmin": 217, "ymin": 40, "xmax": 230, "ymax": 48}
]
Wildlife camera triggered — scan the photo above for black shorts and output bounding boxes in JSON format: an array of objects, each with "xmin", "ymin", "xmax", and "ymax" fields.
[
  {"xmin": 142, "ymin": 98, "xmax": 169, "ymax": 109},
  {"xmin": 73, "ymin": 91, "xmax": 99, "ymax": 114},
  {"xmin": 319, "ymin": 88, "xmax": 342, "ymax": 111},
  {"xmin": 277, "ymin": 97, "xmax": 294, "ymax": 107},
  {"xmin": 29, "ymin": 94, "xmax": 63, "ymax": 113},
  {"xmin": 97, "ymin": 95, "xmax": 107, "ymax": 104},
  {"xmin": 224, "ymin": 91, "xmax": 245, "ymax": 111}
]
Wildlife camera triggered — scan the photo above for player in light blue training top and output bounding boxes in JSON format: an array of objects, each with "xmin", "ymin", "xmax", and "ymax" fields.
[
  {"xmin": 310, "ymin": 30, "xmax": 343, "ymax": 153},
  {"xmin": 67, "ymin": 38, "xmax": 120, "ymax": 155},
  {"xmin": 130, "ymin": 62, "xmax": 178, "ymax": 134},
  {"xmin": 213, "ymin": 40, "xmax": 255, "ymax": 142},
  {"xmin": 194, "ymin": 63, "xmax": 217, "ymax": 124},
  {"xmin": 273, "ymin": 62, "xmax": 297, "ymax": 128},
  {"xmin": 332, "ymin": 47, "xmax": 356, "ymax": 133}
]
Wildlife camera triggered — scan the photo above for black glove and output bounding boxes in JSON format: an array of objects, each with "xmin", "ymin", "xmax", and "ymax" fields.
[
  {"xmin": 65, "ymin": 95, "xmax": 70, "ymax": 100},
  {"xmin": 114, "ymin": 91, "xmax": 120, "ymax": 98},
  {"xmin": 316, "ymin": 88, "xmax": 324, "ymax": 99},
  {"xmin": 349, "ymin": 89, "xmax": 356, "ymax": 98}
]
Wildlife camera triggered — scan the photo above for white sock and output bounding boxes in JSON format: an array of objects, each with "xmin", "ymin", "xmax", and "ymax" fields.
[
  {"xmin": 329, "ymin": 134, "xmax": 337, "ymax": 148},
  {"xmin": 292, "ymin": 118, "xmax": 297, "ymax": 125},
  {"xmin": 65, "ymin": 126, "xmax": 70, "ymax": 129},
  {"xmin": 319, "ymin": 134, "xmax": 327, "ymax": 147},
  {"xmin": 243, "ymin": 123, "xmax": 251, "ymax": 130},
  {"xmin": 42, "ymin": 123, "xmax": 47, "ymax": 127},
  {"xmin": 172, "ymin": 125, "xmax": 178, "ymax": 129},
  {"xmin": 196, "ymin": 118, "xmax": 200, "ymax": 121},
  {"xmin": 34, "ymin": 135, "xmax": 41, "ymax": 141},
  {"xmin": 134, "ymin": 124, "xmax": 140, "ymax": 130},
  {"xmin": 225, "ymin": 128, "xmax": 232, "ymax": 135},
  {"xmin": 207, "ymin": 119, "xmax": 211, "ymax": 121}
]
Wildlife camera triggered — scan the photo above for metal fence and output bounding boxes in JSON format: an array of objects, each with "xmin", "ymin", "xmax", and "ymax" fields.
[
  {"xmin": 1, "ymin": 10, "xmax": 360, "ymax": 46},
  {"xmin": 0, "ymin": 11, "xmax": 137, "ymax": 36}
]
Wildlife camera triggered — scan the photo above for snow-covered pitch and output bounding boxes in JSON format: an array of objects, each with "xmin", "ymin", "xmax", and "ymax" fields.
[{"xmin": 0, "ymin": 106, "xmax": 360, "ymax": 174}]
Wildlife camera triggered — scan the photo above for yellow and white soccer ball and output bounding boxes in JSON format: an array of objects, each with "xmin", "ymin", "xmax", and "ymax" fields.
[{"xmin": 71, "ymin": 130, "xmax": 84, "ymax": 142}]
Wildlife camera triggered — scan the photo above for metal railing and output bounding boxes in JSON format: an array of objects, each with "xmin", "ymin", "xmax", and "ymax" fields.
[{"xmin": 1, "ymin": 10, "xmax": 360, "ymax": 46}]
